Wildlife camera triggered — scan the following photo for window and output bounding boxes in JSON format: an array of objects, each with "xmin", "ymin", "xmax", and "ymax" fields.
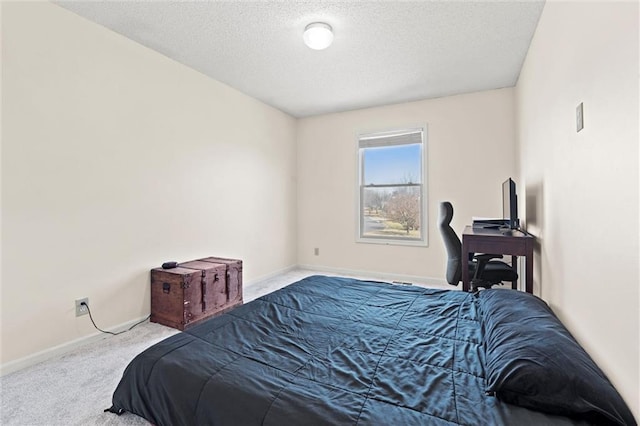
[{"xmin": 357, "ymin": 127, "xmax": 427, "ymax": 245}]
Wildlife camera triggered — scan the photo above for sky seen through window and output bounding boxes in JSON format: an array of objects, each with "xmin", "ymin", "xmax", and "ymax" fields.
[{"xmin": 363, "ymin": 144, "xmax": 421, "ymax": 185}]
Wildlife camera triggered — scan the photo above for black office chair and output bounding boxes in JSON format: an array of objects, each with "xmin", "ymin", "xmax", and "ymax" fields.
[{"xmin": 438, "ymin": 201, "xmax": 517, "ymax": 292}]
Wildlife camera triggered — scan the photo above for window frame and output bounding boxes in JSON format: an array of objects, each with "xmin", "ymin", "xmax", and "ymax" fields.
[{"xmin": 355, "ymin": 125, "xmax": 428, "ymax": 247}]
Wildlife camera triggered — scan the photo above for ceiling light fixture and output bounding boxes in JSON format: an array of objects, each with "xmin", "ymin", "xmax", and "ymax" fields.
[{"xmin": 303, "ymin": 22, "xmax": 333, "ymax": 50}]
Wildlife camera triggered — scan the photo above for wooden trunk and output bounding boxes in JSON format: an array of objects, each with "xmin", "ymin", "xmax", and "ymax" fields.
[
  {"xmin": 151, "ymin": 259, "xmax": 241, "ymax": 330},
  {"xmin": 199, "ymin": 256, "xmax": 243, "ymax": 305}
]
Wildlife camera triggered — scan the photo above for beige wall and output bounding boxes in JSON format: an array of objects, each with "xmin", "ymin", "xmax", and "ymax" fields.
[
  {"xmin": 1, "ymin": 2, "xmax": 297, "ymax": 366},
  {"xmin": 297, "ymin": 89, "xmax": 517, "ymax": 281},
  {"xmin": 516, "ymin": 1, "xmax": 639, "ymax": 416}
]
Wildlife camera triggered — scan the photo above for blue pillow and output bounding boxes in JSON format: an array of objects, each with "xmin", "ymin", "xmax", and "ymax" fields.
[{"xmin": 478, "ymin": 289, "xmax": 636, "ymax": 426}]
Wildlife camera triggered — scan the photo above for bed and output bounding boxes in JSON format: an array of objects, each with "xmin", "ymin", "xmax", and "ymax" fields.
[{"xmin": 107, "ymin": 275, "xmax": 635, "ymax": 425}]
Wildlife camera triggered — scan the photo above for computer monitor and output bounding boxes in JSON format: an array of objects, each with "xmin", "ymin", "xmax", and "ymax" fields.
[{"xmin": 502, "ymin": 178, "xmax": 519, "ymax": 229}]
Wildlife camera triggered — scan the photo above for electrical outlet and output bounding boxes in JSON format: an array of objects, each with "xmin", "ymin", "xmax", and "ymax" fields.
[
  {"xmin": 314, "ymin": 248, "xmax": 319, "ymax": 256},
  {"xmin": 75, "ymin": 297, "xmax": 89, "ymax": 317}
]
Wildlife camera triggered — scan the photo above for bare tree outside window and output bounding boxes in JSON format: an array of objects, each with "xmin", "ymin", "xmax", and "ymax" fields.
[
  {"xmin": 384, "ymin": 189, "xmax": 420, "ymax": 234},
  {"xmin": 364, "ymin": 189, "xmax": 387, "ymax": 215}
]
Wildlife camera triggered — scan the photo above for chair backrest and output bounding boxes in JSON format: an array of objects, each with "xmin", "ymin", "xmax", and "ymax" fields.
[{"xmin": 438, "ymin": 201, "xmax": 462, "ymax": 286}]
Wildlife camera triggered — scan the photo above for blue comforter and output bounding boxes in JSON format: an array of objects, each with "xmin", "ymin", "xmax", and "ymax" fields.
[{"xmin": 109, "ymin": 275, "xmax": 586, "ymax": 425}]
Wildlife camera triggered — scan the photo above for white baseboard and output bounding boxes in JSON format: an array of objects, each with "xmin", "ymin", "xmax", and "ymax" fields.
[
  {"xmin": 297, "ymin": 263, "xmax": 452, "ymax": 289},
  {"xmin": 243, "ymin": 264, "xmax": 298, "ymax": 288},
  {"xmin": 1, "ymin": 263, "xmax": 453, "ymax": 376},
  {"xmin": 1, "ymin": 265, "xmax": 298, "ymax": 376},
  {"xmin": 0, "ymin": 315, "xmax": 149, "ymax": 377}
]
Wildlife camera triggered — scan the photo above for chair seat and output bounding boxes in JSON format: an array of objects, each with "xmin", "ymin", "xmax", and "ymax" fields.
[{"xmin": 468, "ymin": 260, "xmax": 518, "ymax": 283}]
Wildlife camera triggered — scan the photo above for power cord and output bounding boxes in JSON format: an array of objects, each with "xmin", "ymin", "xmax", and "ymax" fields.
[{"xmin": 80, "ymin": 301, "xmax": 150, "ymax": 336}]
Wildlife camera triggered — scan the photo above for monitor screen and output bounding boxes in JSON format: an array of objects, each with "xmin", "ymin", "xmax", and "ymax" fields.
[{"xmin": 502, "ymin": 178, "xmax": 519, "ymax": 229}]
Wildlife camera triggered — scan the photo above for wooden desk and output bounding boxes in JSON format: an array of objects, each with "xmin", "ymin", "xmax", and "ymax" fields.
[{"xmin": 461, "ymin": 226, "xmax": 535, "ymax": 293}]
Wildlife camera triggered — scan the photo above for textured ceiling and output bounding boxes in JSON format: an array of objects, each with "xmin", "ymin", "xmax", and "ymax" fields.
[{"xmin": 55, "ymin": 1, "xmax": 545, "ymax": 118}]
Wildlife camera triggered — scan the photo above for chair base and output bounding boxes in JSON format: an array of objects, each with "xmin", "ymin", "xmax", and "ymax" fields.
[
  {"xmin": 470, "ymin": 280, "xmax": 518, "ymax": 293},
  {"xmin": 470, "ymin": 279, "xmax": 494, "ymax": 292}
]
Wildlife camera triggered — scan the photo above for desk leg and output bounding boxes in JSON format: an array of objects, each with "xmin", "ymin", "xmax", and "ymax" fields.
[
  {"xmin": 462, "ymin": 239, "xmax": 470, "ymax": 292},
  {"xmin": 526, "ymin": 254, "xmax": 533, "ymax": 294},
  {"xmin": 511, "ymin": 255, "xmax": 518, "ymax": 290}
]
